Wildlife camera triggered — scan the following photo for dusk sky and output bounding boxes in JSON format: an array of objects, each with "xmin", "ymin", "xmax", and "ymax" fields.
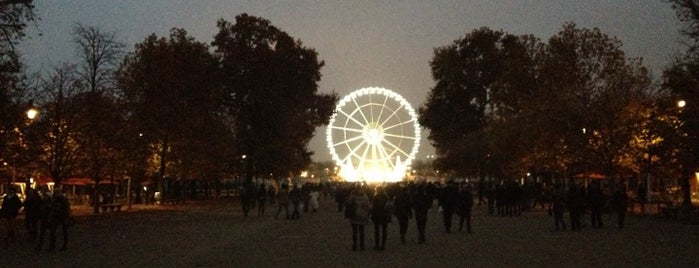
[{"xmin": 19, "ymin": 1, "xmax": 686, "ymax": 162}]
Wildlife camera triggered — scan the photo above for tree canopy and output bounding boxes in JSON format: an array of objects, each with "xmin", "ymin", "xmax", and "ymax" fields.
[{"xmin": 212, "ymin": 14, "xmax": 336, "ymax": 181}]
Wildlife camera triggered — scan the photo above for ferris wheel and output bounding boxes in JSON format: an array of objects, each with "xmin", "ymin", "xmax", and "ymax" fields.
[{"xmin": 326, "ymin": 87, "xmax": 421, "ymax": 182}]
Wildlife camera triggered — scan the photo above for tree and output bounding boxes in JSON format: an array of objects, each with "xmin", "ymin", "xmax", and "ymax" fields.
[
  {"xmin": 539, "ymin": 23, "xmax": 651, "ymax": 181},
  {"xmin": 0, "ymin": 0, "xmax": 35, "ymax": 180},
  {"xmin": 665, "ymin": 0, "xmax": 699, "ymax": 206},
  {"xmin": 212, "ymin": 14, "xmax": 336, "ymax": 183},
  {"xmin": 419, "ymin": 27, "xmax": 533, "ymax": 178},
  {"xmin": 118, "ymin": 28, "xmax": 227, "ymax": 193},
  {"xmin": 34, "ymin": 64, "xmax": 83, "ymax": 186},
  {"xmin": 420, "ymin": 24, "xmax": 652, "ymax": 185}
]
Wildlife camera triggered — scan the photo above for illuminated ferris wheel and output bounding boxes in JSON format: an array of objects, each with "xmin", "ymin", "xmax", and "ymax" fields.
[{"xmin": 326, "ymin": 87, "xmax": 420, "ymax": 182}]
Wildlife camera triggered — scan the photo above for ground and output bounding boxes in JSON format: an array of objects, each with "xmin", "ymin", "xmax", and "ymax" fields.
[{"xmin": 1, "ymin": 197, "xmax": 698, "ymax": 267}]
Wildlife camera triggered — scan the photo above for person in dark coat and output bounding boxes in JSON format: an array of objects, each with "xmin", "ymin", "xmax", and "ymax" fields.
[
  {"xmin": 587, "ymin": 181, "xmax": 605, "ymax": 228},
  {"xmin": 24, "ymin": 188, "xmax": 42, "ymax": 240},
  {"xmin": 412, "ymin": 184, "xmax": 432, "ymax": 244},
  {"xmin": 393, "ymin": 186, "xmax": 412, "ymax": 244},
  {"xmin": 567, "ymin": 183, "xmax": 584, "ymax": 231},
  {"xmin": 370, "ymin": 186, "xmax": 390, "ymax": 250},
  {"xmin": 37, "ymin": 188, "xmax": 71, "ymax": 251},
  {"xmin": 438, "ymin": 181, "xmax": 459, "ymax": 233},
  {"xmin": 456, "ymin": 184, "xmax": 474, "ymax": 233},
  {"xmin": 289, "ymin": 184, "xmax": 302, "ymax": 220},
  {"xmin": 551, "ymin": 184, "xmax": 567, "ymax": 231},
  {"xmin": 347, "ymin": 186, "xmax": 370, "ymax": 251},
  {"xmin": 1, "ymin": 186, "xmax": 23, "ymax": 243},
  {"xmin": 257, "ymin": 184, "xmax": 267, "ymax": 216},
  {"xmin": 611, "ymin": 184, "xmax": 629, "ymax": 229}
]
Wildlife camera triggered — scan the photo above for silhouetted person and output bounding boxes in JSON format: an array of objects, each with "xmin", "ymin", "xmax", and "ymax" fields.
[
  {"xmin": 587, "ymin": 181, "xmax": 605, "ymax": 228},
  {"xmin": 289, "ymin": 184, "xmax": 302, "ymax": 220},
  {"xmin": 370, "ymin": 186, "xmax": 389, "ymax": 250},
  {"xmin": 611, "ymin": 184, "xmax": 629, "ymax": 229},
  {"xmin": 412, "ymin": 184, "xmax": 432, "ymax": 244},
  {"xmin": 37, "ymin": 188, "xmax": 71, "ymax": 251},
  {"xmin": 567, "ymin": 183, "xmax": 584, "ymax": 231},
  {"xmin": 393, "ymin": 186, "xmax": 412, "ymax": 244},
  {"xmin": 438, "ymin": 181, "xmax": 459, "ymax": 233},
  {"xmin": 257, "ymin": 184, "xmax": 267, "ymax": 216},
  {"xmin": 24, "ymin": 188, "xmax": 42, "ymax": 240},
  {"xmin": 1, "ymin": 186, "xmax": 23, "ymax": 243},
  {"xmin": 551, "ymin": 184, "xmax": 566, "ymax": 231},
  {"xmin": 347, "ymin": 186, "xmax": 370, "ymax": 251},
  {"xmin": 275, "ymin": 184, "xmax": 289, "ymax": 220},
  {"xmin": 457, "ymin": 185, "xmax": 474, "ymax": 233}
]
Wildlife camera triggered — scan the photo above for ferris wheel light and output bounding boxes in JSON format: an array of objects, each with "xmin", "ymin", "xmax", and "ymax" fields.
[{"xmin": 326, "ymin": 87, "xmax": 421, "ymax": 183}]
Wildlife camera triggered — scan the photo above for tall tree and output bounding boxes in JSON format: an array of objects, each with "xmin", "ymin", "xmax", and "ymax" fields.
[
  {"xmin": 72, "ymin": 24, "xmax": 124, "ymax": 213},
  {"xmin": 665, "ymin": 0, "xmax": 699, "ymax": 205},
  {"xmin": 539, "ymin": 23, "xmax": 651, "ymax": 180},
  {"xmin": 0, "ymin": 0, "xmax": 35, "ymax": 180},
  {"xmin": 118, "ymin": 28, "xmax": 226, "ymax": 191},
  {"xmin": 419, "ymin": 27, "xmax": 528, "ymax": 178},
  {"xmin": 34, "ymin": 64, "xmax": 83, "ymax": 186},
  {"xmin": 212, "ymin": 14, "xmax": 336, "ymax": 182}
]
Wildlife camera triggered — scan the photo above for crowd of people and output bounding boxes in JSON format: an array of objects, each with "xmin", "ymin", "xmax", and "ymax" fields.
[
  {"xmin": 336, "ymin": 178, "xmax": 635, "ymax": 252},
  {"xmin": 339, "ymin": 181, "xmax": 474, "ymax": 251},
  {"xmin": 1, "ymin": 186, "xmax": 72, "ymax": 251}
]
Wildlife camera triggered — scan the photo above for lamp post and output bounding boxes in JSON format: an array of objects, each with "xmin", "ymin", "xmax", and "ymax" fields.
[{"xmin": 676, "ymin": 99, "xmax": 693, "ymax": 206}]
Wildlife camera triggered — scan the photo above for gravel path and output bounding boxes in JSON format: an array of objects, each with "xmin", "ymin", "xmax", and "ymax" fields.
[{"xmin": 2, "ymin": 198, "xmax": 698, "ymax": 267}]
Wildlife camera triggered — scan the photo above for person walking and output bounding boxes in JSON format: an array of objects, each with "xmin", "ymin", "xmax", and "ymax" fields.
[
  {"xmin": 551, "ymin": 184, "xmax": 567, "ymax": 231},
  {"xmin": 567, "ymin": 183, "xmax": 584, "ymax": 231},
  {"xmin": 23, "ymin": 188, "xmax": 42, "ymax": 240},
  {"xmin": 289, "ymin": 184, "xmax": 302, "ymax": 220},
  {"xmin": 587, "ymin": 181, "xmax": 605, "ymax": 228},
  {"xmin": 611, "ymin": 183, "xmax": 629, "ymax": 229},
  {"xmin": 257, "ymin": 184, "xmax": 267, "ymax": 216},
  {"xmin": 412, "ymin": 184, "xmax": 432, "ymax": 244},
  {"xmin": 370, "ymin": 186, "xmax": 389, "ymax": 250},
  {"xmin": 1, "ymin": 186, "xmax": 23, "ymax": 243},
  {"xmin": 37, "ymin": 188, "xmax": 71, "ymax": 251},
  {"xmin": 393, "ymin": 185, "xmax": 412, "ymax": 244},
  {"xmin": 438, "ymin": 181, "xmax": 459, "ymax": 233},
  {"xmin": 275, "ymin": 184, "xmax": 290, "ymax": 220},
  {"xmin": 36, "ymin": 190, "xmax": 53, "ymax": 251},
  {"xmin": 347, "ymin": 186, "xmax": 370, "ymax": 251},
  {"xmin": 456, "ymin": 184, "xmax": 474, "ymax": 233},
  {"xmin": 309, "ymin": 189, "xmax": 320, "ymax": 213}
]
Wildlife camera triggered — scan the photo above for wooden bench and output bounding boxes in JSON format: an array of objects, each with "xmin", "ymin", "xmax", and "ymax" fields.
[{"xmin": 100, "ymin": 203, "xmax": 123, "ymax": 212}]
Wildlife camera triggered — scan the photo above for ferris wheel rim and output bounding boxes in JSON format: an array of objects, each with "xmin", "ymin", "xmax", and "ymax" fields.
[{"xmin": 326, "ymin": 87, "xmax": 421, "ymax": 181}]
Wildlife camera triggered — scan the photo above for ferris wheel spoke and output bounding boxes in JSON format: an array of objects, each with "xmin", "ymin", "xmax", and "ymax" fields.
[
  {"xmin": 341, "ymin": 139, "xmax": 369, "ymax": 164},
  {"xmin": 381, "ymin": 138, "xmax": 411, "ymax": 158},
  {"xmin": 338, "ymin": 109, "xmax": 369, "ymax": 128},
  {"xmin": 383, "ymin": 132, "xmax": 417, "ymax": 140},
  {"xmin": 358, "ymin": 141, "xmax": 372, "ymax": 171},
  {"xmin": 382, "ymin": 119, "xmax": 415, "ymax": 132},
  {"xmin": 329, "ymin": 125, "xmax": 365, "ymax": 134},
  {"xmin": 376, "ymin": 143, "xmax": 396, "ymax": 169},
  {"xmin": 351, "ymin": 97, "xmax": 371, "ymax": 126},
  {"xmin": 379, "ymin": 101, "xmax": 407, "ymax": 126},
  {"xmin": 331, "ymin": 134, "xmax": 364, "ymax": 147}
]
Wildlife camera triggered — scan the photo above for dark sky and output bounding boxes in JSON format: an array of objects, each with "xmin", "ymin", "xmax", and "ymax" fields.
[{"xmin": 19, "ymin": 1, "xmax": 686, "ymax": 162}]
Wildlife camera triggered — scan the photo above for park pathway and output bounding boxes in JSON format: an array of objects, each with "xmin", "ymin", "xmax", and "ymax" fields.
[{"xmin": 2, "ymin": 196, "xmax": 699, "ymax": 267}]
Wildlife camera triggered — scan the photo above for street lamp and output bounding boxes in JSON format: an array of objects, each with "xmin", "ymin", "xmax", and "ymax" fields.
[{"xmin": 26, "ymin": 108, "xmax": 38, "ymax": 120}]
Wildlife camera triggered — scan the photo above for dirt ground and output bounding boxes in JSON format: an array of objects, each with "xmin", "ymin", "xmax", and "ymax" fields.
[{"xmin": 1, "ymin": 197, "xmax": 699, "ymax": 267}]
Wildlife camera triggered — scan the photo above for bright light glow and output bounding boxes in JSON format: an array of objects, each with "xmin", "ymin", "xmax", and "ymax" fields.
[
  {"xmin": 26, "ymin": 108, "xmax": 38, "ymax": 119},
  {"xmin": 327, "ymin": 87, "xmax": 420, "ymax": 183},
  {"xmin": 678, "ymin": 100, "xmax": 686, "ymax": 108}
]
